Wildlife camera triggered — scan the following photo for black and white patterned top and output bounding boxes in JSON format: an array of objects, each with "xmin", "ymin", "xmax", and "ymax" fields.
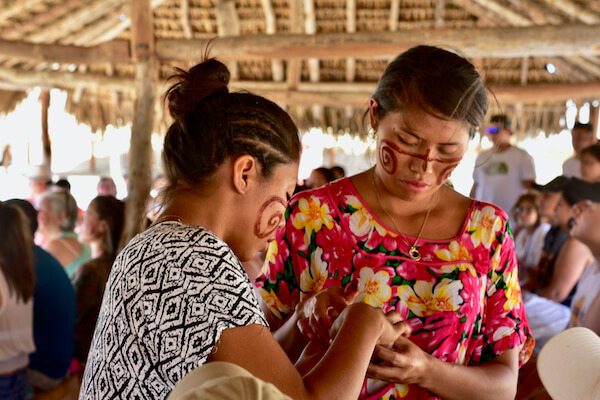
[{"xmin": 79, "ymin": 221, "xmax": 268, "ymax": 399}]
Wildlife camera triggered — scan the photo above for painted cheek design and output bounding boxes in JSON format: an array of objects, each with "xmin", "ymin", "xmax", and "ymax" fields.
[
  {"xmin": 380, "ymin": 139, "xmax": 462, "ymax": 183},
  {"xmin": 254, "ymin": 196, "xmax": 286, "ymax": 239}
]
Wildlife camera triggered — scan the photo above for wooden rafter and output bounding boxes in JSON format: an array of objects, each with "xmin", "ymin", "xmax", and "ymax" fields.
[
  {"xmin": 449, "ymin": 0, "xmax": 503, "ymax": 27},
  {"xmin": 215, "ymin": 0, "xmax": 241, "ymax": 80},
  {"xmin": 540, "ymin": 0, "xmax": 600, "ymax": 24},
  {"xmin": 64, "ymin": 3, "xmax": 128, "ymax": 46},
  {"xmin": 0, "ymin": 0, "xmax": 85, "ymax": 40},
  {"xmin": 471, "ymin": 0, "xmax": 533, "ymax": 26},
  {"xmin": 0, "ymin": 0, "xmax": 45, "ymax": 24},
  {"xmin": 506, "ymin": 0, "xmax": 564, "ymax": 25},
  {"xmin": 0, "ymin": 39, "xmax": 130, "ymax": 64},
  {"xmin": 345, "ymin": 0, "xmax": 356, "ymax": 82},
  {"xmin": 286, "ymin": 0, "xmax": 303, "ymax": 90},
  {"xmin": 261, "ymin": 0, "xmax": 284, "ymax": 82},
  {"xmin": 389, "ymin": 0, "xmax": 399, "ymax": 31},
  {"xmin": 435, "ymin": 0, "xmax": 445, "ymax": 29},
  {"xmin": 180, "ymin": 0, "xmax": 193, "ymax": 39},
  {"xmin": 304, "ymin": 0, "xmax": 319, "ymax": 83}
]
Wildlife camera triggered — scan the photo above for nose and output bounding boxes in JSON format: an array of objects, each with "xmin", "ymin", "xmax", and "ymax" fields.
[{"xmin": 409, "ymin": 149, "xmax": 433, "ymax": 173}]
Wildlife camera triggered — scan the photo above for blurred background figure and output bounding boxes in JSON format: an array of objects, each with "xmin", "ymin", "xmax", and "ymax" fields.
[
  {"xmin": 24, "ymin": 164, "xmax": 52, "ymax": 210},
  {"xmin": 304, "ymin": 166, "xmax": 335, "ymax": 189},
  {"xmin": 72, "ymin": 195, "xmax": 124, "ymax": 369},
  {"xmin": 562, "ymin": 122, "xmax": 597, "ymax": 179},
  {"xmin": 146, "ymin": 174, "xmax": 168, "ymax": 223},
  {"xmin": 579, "ymin": 143, "xmax": 600, "ymax": 183},
  {"xmin": 37, "ymin": 191, "xmax": 91, "ymax": 277},
  {"xmin": 0, "ymin": 202, "xmax": 36, "ymax": 399},
  {"xmin": 330, "ymin": 165, "xmax": 346, "ymax": 180},
  {"xmin": 5, "ymin": 198, "xmax": 75, "ymax": 394},
  {"xmin": 512, "ymin": 192, "xmax": 551, "ymax": 285},
  {"xmin": 96, "ymin": 176, "xmax": 117, "ymax": 197}
]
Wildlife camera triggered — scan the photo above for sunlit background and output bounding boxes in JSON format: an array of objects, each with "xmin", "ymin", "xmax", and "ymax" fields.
[{"xmin": 0, "ymin": 88, "xmax": 589, "ymax": 211}]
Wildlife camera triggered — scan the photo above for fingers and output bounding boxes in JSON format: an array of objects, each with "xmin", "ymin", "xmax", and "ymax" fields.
[{"xmin": 342, "ymin": 279, "xmax": 360, "ymax": 303}]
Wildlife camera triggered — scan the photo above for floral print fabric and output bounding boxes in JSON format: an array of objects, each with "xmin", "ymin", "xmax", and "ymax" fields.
[{"xmin": 256, "ymin": 178, "xmax": 534, "ymax": 400}]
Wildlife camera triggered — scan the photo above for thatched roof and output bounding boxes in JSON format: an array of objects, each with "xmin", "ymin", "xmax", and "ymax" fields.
[{"xmin": 2, "ymin": 0, "xmax": 600, "ymax": 138}]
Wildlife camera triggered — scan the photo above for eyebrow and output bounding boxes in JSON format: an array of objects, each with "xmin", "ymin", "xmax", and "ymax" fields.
[{"xmin": 399, "ymin": 124, "xmax": 462, "ymax": 146}]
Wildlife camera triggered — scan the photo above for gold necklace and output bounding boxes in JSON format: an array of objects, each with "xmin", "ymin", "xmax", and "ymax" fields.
[{"xmin": 371, "ymin": 169, "xmax": 433, "ymax": 262}]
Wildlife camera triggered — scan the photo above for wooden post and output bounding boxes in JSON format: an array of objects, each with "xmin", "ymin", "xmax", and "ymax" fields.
[
  {"xmin": 40, "ymin": 89, "xmax": 51, "ymax": 168},
  {"xmin": 119, "ymin": 0, "xmax": 157, "ymax": 251}
]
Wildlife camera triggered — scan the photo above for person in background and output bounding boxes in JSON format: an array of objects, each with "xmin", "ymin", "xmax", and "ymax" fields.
[
  {"xmin": 37, "ymin": 191, "xmax": 92, "ymax": 278},
  {"xmin": 304, "ymin": 166, "xmax": 335, "ymax": 189},
  {"xmin": 470, "ymin": 114, "xmax": 536, "ymax": 225},
  {"xmin": 517, "ymin": 179, "xmax": 600, "ymax": 400},
  {"xmin": 4, "ymin": 199, "xmax": 75, "ymax": 393},
  {"xmin": 258, "ymin": 45, "xmax": 533, "ymax": 400},
  {"xmin": 512, "ymin": 192, "xmax": 551, "ymax": 285},
  {"xmin": 562, "ymin": 122, "xmax": 597, "ymax": 179},
  {"xmin": 71, "ymin": 195, "xmax": 124, "ymax": 367},
  {"xmin": 330, "ymin": 165, "xmax": 346, "ymax": 180},
  {"xmin": 579, "ymin": 143, "xmax": 600, "ymax": 183},
  {"xmin": 24, "ymin": 164, "xmax": 52, "ymax": 210},
  {"xmin": 96, "ymin": 176, "xmax": 117, "ymax": 197},
  {"xmin": 0, "ymin": 202, "xmax": 36, "ymax": 399},
  {"xmin": 80, "ymin": 57, "xmax": 410, "ymax": 400}
]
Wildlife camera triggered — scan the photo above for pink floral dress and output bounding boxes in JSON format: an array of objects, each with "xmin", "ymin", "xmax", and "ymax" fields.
[{"xmin": 256, "ymin": 177, "xmax": 534, "ymax": 400}]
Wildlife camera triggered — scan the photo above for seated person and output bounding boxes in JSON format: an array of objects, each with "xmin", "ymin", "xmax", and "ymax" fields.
[
  {"xmin": 5, "ymin": 199, "xmax": 75, "ymax": 392},
  {"xmin": 37, "ymin": 191, "xmax": 92, "ymax": 278},
  {"xmin": 511, "ymin": 192, "xmax": 551, "ymax": 285}
]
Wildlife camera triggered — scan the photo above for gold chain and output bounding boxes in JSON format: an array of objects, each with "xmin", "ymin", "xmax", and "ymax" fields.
[{"xmin": 371, "ymin": 169, "xmax": 433, "ymax": 261}]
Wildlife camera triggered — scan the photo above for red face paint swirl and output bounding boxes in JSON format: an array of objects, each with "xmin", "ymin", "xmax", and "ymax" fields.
[
  {"xmin": 379, "ymin": 139, "xmax": 463, "ymax": 184},
  {"xmin": 254, "ymin": 196, "xmax": 286, "ymax": 239}
]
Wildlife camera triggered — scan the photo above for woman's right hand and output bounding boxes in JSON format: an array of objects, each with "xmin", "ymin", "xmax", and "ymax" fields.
[
  {"xmin": 295, "ymin": 279, "xmax": 360, "ymax": 342},
  {"xmin": 329, "ymin": 303, "xmax": 411, "ymax": 346}
]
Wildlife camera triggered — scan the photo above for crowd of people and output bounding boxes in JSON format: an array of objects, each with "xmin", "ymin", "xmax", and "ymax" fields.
[{"xmin": 0, "ymin": 44, "xmax": 599, "ymax": 400}]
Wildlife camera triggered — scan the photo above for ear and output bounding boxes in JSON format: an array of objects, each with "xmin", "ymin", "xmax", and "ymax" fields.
[
  {"xmin": 232, "ymin": 155, "xmax": 258, "ymax": 195},
  {"xmin": 97, "ymin": 220, "xmax": 108, "ymax": 236},
  {"xmin": 369, "ymin": 98, "xmax": 379, "ymax": 131}
]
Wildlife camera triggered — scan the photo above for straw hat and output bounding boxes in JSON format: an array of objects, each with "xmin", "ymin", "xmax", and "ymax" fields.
[
  {"xmin": 24, "ymin": 164, "xmax": 52, "ymax": 181},
  {"xmin": 537, "ymin": 327, "xmax": 600, "ymax": 400},
  {"xmin": 167, "ymin": 362, "xmax": 292, "ymax": 400}
]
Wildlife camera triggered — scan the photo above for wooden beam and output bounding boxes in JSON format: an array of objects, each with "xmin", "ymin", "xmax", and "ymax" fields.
[
  {"xmin": 435, "ymin": 0, "xmax": 445, "ymax": 29},
  {"xmin": 506, "ymin": 0, "xmax": 564, "ymax": 25},
  {"xmin": 304, "ymin": 0, "xmax": 319, "ymax": 83},
  {"xmin": 261, "ymin": 0, "xmax": 284, "ymax": 82},
  {"xmin": 0, "ymin": 39, "xmax": 131, "ymax": 65},
  {"xmin": 156, "ymin": 24, "xmax": 600, "ymax": 61},
  {"xmin": 215, "ymin": 0, "xmax": 241, "ymax": 84},
  {"xmin": 345, "ymin": 0, "xmax": 356, "ymax": 82},
  {"xmin": 4, "ymin": 67, "xmax": 600, "ymax": 106},
  {"xmin": 450, "ymin": 0, "xmax": 503, "ymax": 27},
  {"xmin": 286, "ymin": 0, "xmax": 303, "ymax": 90},
  {"xmin": 389, "ymin": 0, "xmax": 400, "ymax": 31}
]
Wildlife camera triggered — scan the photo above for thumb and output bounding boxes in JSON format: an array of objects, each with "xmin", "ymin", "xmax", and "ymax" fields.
[{"xmin": 343, "ymin": 279, "xmax": 360, "ymax": 304}]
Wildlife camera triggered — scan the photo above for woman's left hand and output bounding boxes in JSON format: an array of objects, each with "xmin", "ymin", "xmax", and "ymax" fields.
[{"xmin": 367, "ymin": 336, "xmax": 433, "ymax": 386}]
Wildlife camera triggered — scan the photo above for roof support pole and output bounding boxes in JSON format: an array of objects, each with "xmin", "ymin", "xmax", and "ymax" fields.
[{"xmin": 119, "ymin": 0, "xmax": 157, "ymax": 251}]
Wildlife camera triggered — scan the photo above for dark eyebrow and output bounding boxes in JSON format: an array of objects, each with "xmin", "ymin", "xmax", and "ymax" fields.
[{"xmin": 400, "ymin": 124, "xmax": 462, "ymax": 146}]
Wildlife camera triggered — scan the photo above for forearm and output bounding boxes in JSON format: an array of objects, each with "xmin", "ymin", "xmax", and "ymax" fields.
[
  {"xmin": 419, "ymin": 350, "xmax": 518, "ymax": 400},
  {"xmin": 271, "ymin": 311, "xmax": 310, "ymax": 363},
  {"xmin": 302, "ymin": 304, "xmax": 383, "ymax": 398}
]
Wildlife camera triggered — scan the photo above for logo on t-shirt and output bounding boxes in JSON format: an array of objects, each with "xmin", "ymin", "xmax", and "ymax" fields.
[{"xmin": 483, "ymin": 161, "xmax": 509, "ymax": 175}]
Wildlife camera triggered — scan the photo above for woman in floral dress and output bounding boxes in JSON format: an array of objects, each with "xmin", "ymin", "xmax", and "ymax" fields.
[{"xmin": 257, "ymin": 45, "xmax": 534, "ymax": 400}]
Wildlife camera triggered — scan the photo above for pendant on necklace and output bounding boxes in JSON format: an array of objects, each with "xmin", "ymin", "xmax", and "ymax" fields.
[{"xmin": 408, "ymin": 246, "xmax": 421, "ymax": 261}]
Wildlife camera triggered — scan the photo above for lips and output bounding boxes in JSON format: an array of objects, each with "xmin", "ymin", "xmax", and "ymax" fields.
[{"xmin": 401, "ymin": 179, "xmax": 430, "ymax": 192}]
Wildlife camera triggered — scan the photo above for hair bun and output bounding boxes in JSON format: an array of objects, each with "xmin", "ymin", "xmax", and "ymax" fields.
[{"xmin": 165, "ymin": 58, "xmax": 230, "ymax": 119}]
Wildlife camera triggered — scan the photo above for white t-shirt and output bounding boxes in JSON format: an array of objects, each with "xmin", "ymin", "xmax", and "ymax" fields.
[
  {"xmin": 472, "ymin": 146, "xmax": 536, "ymax": 220},
  {"xmin": 80, "ymin": 221, "xmax": 268, "ymax": 400},
  {"xmin": 562, "ymin": 155, "xmax": 581, "ymax": 178},
  {"xmin": 569, "ymin": 260, "xmax": 600, "ymax": 328},
  {"xmin": 0, "ymin": 267, "xmax": 35, "ymax": 374}
]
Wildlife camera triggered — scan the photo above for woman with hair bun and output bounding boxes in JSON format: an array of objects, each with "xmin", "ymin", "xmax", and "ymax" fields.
[
  {"xmin": 79, "ymin": 57, "xmax": 410, "ymax": 400},
  {"xmin": 257, "ymin": 45, "xmax": 534, "ymax": 399}
]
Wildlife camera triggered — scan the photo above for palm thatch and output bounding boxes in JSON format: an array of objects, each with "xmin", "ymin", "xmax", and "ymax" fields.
[{"xmin": 2, "ymin": 0, "xmax": 600, "ymax": 138}]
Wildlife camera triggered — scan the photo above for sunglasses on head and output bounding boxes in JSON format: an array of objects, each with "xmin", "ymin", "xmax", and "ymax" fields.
[{"xmin": 485, "ymin": 126, "xmax": 500, "ymax": 134}]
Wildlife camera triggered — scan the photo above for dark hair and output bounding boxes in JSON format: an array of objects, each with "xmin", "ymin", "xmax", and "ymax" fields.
[
  {"xmin": 370, "ymin": 45, "xmax": 488, "ymax": 138},
  {"xmin": 88, "ymin": 196, "xmax": 125, "ymax": 261},
  {"xmin": 4, "ymin": 198, "xmax": 38, "ymax": 235},
  {"xmin": 581, "ymin": 143, "xmax": 600, "ymax": 163},
  {"xmin": 0, "ymin": 202, "xmax": 35, "ymax": 302},
  {"xmin": 53, "ymin": 178, "xmax": 71, "ymax": 192},
  {"xmin": 512, "ymin": 192, "xmax": 542, "ymax": 226},
  {"xmin": 573, "ymin": 122, "xmax": 594, "ymax": 133},
  {"xmin": 161, "ymin": 58, "xmax": 301, "ymax": 204},
  {"xmin": 313, "ymin": 167, "xmax": 336, "ymax": 183},
  {"xmin": 331, "ymin": 165, "xmax": 346, "ymax": 179},
  {"xmin": 490, "ymin": 114, "xmax": 512, "ymax": 131}
]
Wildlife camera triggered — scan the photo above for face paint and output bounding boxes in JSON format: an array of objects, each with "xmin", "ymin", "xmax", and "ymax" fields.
[
  {"xmin": 254, "ymin": 196, "xmax": 286, "ymax": 239},
  {"xmin": 379, "ymin": 139, "xmax": 462, "ymax": 185}
]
